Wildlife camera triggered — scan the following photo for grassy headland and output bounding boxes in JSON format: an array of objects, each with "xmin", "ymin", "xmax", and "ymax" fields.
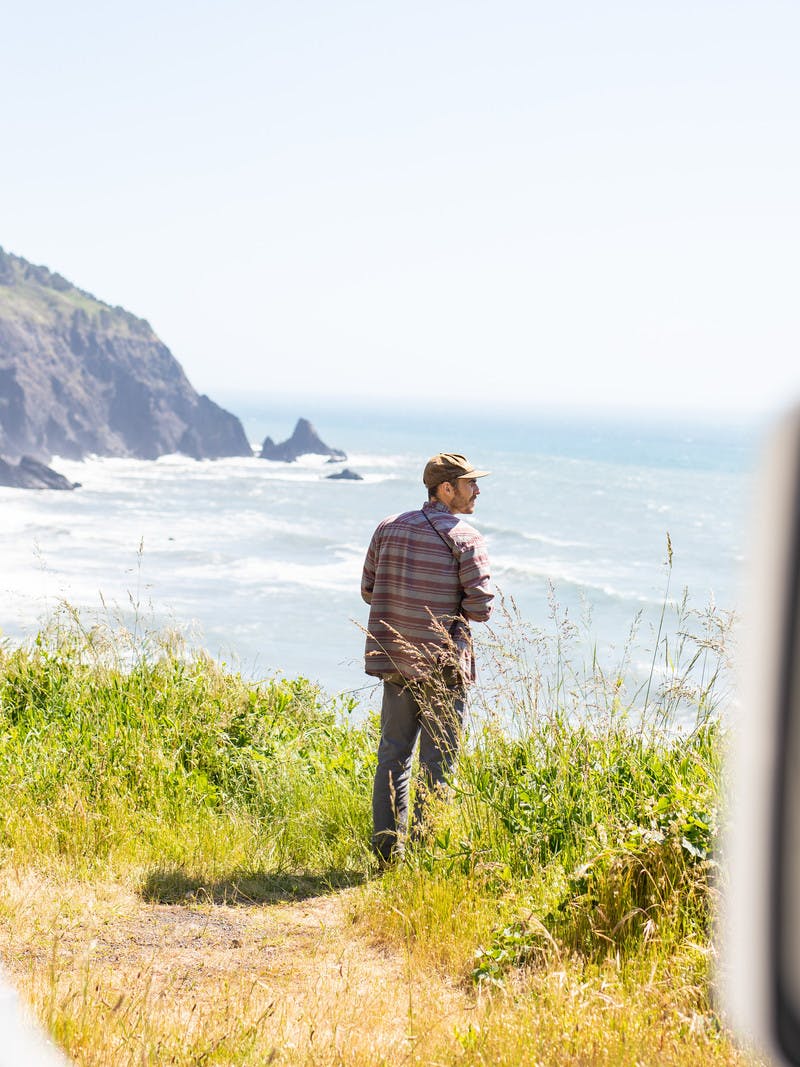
[{"xmin": 0, "ymin": 599, "xmax": 761, "ymax": 1065}]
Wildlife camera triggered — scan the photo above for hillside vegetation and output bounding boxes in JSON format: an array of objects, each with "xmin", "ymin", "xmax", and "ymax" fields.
[
  {"xmin": 0, "ymin": 246, "xmax": 250, "ymax": 462},
  {"xmin": 0, "ymin": 599, "xmax": 761, "ymax": 1066}
]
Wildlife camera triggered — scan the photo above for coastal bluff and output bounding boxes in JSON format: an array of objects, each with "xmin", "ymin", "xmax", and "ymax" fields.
[{"xmin": 0, "ymin": 246, "xmax": 251, "ymax": 464}]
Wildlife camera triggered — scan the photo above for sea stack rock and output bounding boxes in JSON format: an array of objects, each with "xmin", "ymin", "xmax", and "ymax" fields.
[
  {"xmin": 325, "ymin": 467, "xmax": 363, "ymax": 481},
  {"xmin": 0, "ymin": 246, "xmax": 251, "ymax": 463},
  {"xmin": 0, "ymin": 455, "xmax": 79, "ymax": 490},
  {"xmin": 260, "ymin": 418, "xmax": 346, "ymax": 462}
]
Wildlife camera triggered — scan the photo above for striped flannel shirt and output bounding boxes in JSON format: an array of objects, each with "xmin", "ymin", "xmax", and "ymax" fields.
[{"xmin": 361, "ymin": 499, "xmax": 493, "ymax": 682}]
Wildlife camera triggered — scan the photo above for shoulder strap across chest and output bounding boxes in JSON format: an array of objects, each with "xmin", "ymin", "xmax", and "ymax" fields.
[{"xmin": 421, "ymin": 509, "xmax": 460, "ymax": 563}]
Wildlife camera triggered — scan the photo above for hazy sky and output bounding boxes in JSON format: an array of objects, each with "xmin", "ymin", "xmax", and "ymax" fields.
[{"xmin": 2, "ymin": 2, "xmax": 798, "ymax": 416}]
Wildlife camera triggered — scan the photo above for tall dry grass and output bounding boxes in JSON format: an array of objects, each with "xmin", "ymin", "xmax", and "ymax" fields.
[{"xmin": 0, "ymin": 576, "xmax": 759, "ymax": 1065}]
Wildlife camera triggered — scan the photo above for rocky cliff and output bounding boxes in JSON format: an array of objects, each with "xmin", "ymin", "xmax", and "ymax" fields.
[
  {"xmin": 326, "ymin": 467, "xmax": 362, "ymax": 481},
  {"xmin": 260, "ymin": 418, "xmax": 346, "ymax": 462},
  {"xmin": 0, "ymin": 455, "xmax": 79, "ymax": 490},
  {"xmin": 0, "ymin": 247, "xmax": 251, "ymax": 461}
]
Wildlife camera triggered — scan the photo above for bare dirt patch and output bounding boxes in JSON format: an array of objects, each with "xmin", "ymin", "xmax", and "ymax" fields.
[{"xmin": 0, "ymin": 869, "xmax": 475, "ymax": 1065}]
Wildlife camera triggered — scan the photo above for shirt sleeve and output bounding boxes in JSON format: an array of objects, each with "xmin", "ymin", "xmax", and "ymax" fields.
[
  {"xmin": 458, "ymin": 535, "xmax": 494, "ymax": 622},
  {"xmin": 361, "ymin": 528, "xmax": 379, "ymax": 604}
]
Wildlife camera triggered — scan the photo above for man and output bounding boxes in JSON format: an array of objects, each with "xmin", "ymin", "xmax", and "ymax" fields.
[{"xmin": 361, "ymin": 452, "xmax": 494, "ymax": 864}]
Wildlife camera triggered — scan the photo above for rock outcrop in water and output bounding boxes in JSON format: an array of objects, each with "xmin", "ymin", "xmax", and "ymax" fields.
[
  {"xmin": 0, "ymin": 455, "xmax": 79, "ymax": 490},
  {"xmin": 0, "ymin": 246, "xmax": 251, "ymax": 464},
  {"xmin": 260, "ymin": 418, "xmax": 346, "ymax": 462},
  {"xmin": 325, "ymin": 467, "xmax": 363, "ymax": 481}
]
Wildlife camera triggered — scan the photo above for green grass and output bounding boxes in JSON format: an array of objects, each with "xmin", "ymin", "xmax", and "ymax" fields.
[
  {"xmin": 348, "ymin": 581, "xmax": 735, "ymax": 1046},
  {"xmin": 0, "ymin": 586, "xmax": 756, "ymax": 1064},
  {"xmin": 0, "ymin": 257, "xmax": 152, "ymax": 336},
  {"xmin": 0, "ymin": 614, "xmax": 376, "ymax": 882}
]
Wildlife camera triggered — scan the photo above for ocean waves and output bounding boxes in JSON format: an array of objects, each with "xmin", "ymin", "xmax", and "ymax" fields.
[
  {"xmin": 0, "ymin": 417, "xmax": 750, "ymax": 696},
  {"xmin": 491, "ymin": 555, "xmax": 668, "ymax": 607}
]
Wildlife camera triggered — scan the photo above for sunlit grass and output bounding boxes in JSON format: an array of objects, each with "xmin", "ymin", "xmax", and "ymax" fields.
[
  {"xmin": 0, "ymin": 586, "xmax": 762, "ymax": 1065},
  {"xmin": 0, "ymin": 607, "xmax": 375, "ymax": 880}
]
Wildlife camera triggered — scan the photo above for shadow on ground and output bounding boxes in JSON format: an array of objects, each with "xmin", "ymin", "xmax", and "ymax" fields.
[{"xmin": 140, "ymin": 867, "xmax": 368, "ymax": 905}]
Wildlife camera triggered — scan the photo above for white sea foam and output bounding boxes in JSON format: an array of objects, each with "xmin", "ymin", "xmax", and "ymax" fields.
[
  {"xmin": 481, "ymin": 521, "xmax": 590, "ymax": 549},
  {"xmin": 180, "ymin": 555, "xmax": 362, "ymax": 593},
  {"xmin": 345, "ymin": 451, "xmax": 412, "ymax": 468},
  {"xmin": 1, "ymin": 415, "xmax": 748, "ymax": 698},
  {"xmin": 491, "ymin": 555, "xmax": 665, "ymax": 606}
]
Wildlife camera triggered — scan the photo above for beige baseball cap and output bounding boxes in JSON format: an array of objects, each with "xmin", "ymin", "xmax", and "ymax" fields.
[{"xmin": 422, "ymin": 452, "xmax": 491, "ymax": 489}]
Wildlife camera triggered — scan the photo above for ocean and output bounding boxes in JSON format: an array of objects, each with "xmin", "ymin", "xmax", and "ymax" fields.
[{"xmin": 0, "ymin": 405, "xmax": 761, "ymax": 714}]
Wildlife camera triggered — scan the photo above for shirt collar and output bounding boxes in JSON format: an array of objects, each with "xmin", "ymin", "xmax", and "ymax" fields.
[{"xmin": 422, "ymin": 500, "xmax": 451, "ymax": 515}]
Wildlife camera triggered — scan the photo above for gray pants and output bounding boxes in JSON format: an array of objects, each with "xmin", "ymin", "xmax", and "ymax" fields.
[{"xmin": 371, "ymin": 677, "xmax": 464, "ymax": 862}]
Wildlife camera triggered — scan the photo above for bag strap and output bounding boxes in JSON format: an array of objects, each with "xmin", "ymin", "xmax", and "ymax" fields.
[
  {"xmin": 421, "ymin": 510, "xmax": 465, "ymax": 623},
  {"xmin": 421, "ymin": 508, "xmax": 459, "ymax": 562}
]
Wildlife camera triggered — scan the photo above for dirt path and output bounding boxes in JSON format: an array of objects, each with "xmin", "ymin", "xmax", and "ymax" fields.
[{"xmin": 0, "ymin": 871, "xmax": 475, "ymax": 1065}]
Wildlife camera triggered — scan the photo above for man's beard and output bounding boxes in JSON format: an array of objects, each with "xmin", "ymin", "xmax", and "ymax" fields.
[{"xmin": 452, "ymin": 487, "xmax": 475, "ymax": 513}]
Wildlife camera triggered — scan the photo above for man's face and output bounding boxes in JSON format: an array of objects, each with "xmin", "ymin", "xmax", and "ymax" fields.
[{"xmin": 445, "ymin": 477, "xmax": 480, "ymax": 514}]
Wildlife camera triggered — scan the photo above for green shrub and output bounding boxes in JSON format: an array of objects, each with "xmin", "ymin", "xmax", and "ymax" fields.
[
  {"xmin": 381, "ymin": 581, "xmax": 733, "ymax": 982},
  {"xmin": 0, "ymin": 621, "xmax": 376, "ymax": 877}
]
